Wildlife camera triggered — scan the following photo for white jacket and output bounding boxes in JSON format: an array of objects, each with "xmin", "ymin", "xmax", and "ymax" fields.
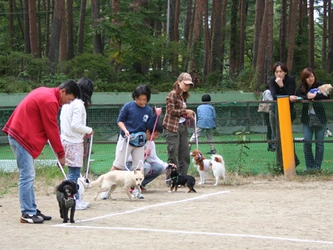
[{"xmin": 60, "ymin": 99, "xmax": 92, "ymax": 143}]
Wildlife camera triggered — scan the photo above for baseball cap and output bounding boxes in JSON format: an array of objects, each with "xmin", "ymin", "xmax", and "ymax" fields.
[{"xmin": 178, "ymin": 73, "xmax": 193, "ymax": 85}]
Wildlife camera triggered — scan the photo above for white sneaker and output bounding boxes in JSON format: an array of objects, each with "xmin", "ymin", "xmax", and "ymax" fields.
[
  {"xmin": 81, "ymin": 200, "xmax": 90, "ymax": 208},
  {"xmin": 100, "ymin": 192, "xmax": 109, "ymax": 200},
  {"xmin": 75, "ymin": 200, "xmax": 88, "ymax": 210},
  {"xmin": 132, "ymin": 189, "xmax": 144, "ymax": 199}
]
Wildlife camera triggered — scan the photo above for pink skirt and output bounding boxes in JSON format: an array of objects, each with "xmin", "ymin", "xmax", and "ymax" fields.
[{"xmin": 62, "ymin": 139, "xmax": 84, "ymax": 167}]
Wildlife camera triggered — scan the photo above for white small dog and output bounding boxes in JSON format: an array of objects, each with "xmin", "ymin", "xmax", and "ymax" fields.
[
  {"xmin": 209, "ymin": 154, "xmax": 226, "ymax": 185},
  {"xmin": 77, "ymin": 175, "xmax": 91, "ymax": 200},
  {"xmin": 90, "ymin": 169, "xmax": 144, "ymax": 201}
]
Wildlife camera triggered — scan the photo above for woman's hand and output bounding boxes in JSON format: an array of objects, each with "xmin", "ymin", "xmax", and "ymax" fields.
[
  {"xmin": 289, "ymin": 95, "xmax": 298, "ymax": 102},
  {"xmin": 186, "ymin": 109, "xmax": 195, "ymax": 119},
  {"xmin": 307, "ymin": 92, "xmax": 317, "ymax": 99},
  {"xmin": 155, "ymin": 106, "xmax": 162, "ymax": 116}
]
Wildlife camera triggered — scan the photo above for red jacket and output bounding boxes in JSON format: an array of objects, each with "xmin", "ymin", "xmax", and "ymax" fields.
[{"xmin": 2, "ymin": 87, "xmax": 65, "ymax": 159}]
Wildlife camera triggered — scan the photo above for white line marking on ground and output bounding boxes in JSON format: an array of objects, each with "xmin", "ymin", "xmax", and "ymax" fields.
[
  {"xmin": 54, "ymin": 190, "xmax": 230, "ymax": 224},
  {"xmin": 53, "ymin": 226, "xmax": 333, "ymax": 245},
  {"xmin": 52, "ymin": 190, "xmax": 333, "ymax": 246}
]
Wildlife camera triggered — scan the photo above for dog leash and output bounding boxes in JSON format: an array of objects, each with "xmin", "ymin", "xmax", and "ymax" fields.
[
  {"xmin": 193, "ymin": 113, "xmax": 199, "ymax": 150},
  {"xmin": 48, "ymin": 140, "xmax": 68, "ymax": 179},
  {"xmin": 123, "ymin": 136, "xmax": 131, "ymax": 171},
  {"xmin": 144, "ymin": 107, "xmax": 161, "ymax": 161},
  {"xmin": 84, "ymin": 134, "xmax": 93, "ymax": 179}
]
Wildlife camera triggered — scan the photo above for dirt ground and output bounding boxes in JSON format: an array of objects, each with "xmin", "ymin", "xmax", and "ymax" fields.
[{"xmin": 1, "ymin": 174, "xmax": 333, "ymax": 250}]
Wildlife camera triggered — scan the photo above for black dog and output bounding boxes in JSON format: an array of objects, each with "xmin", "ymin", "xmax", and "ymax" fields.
[
  {"xmin": 56, "ymin": 180, "xmax": 77, "ymax": 223},
  {"xmin": 166, "ymin": 165, "xmax": 196, "ymax": 193}
]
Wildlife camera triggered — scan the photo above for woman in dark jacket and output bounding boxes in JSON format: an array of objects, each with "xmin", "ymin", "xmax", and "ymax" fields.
[{"xmin": 295, "ymin": 68, "xmax": 329, "ymax": 171}]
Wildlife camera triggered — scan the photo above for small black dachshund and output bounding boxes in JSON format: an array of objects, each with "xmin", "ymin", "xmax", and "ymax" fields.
[
  {"xmin": 165, "ymin": 164, "xmax": 196, "ymax": 193},
  {"xmin": 56, "ymin": 180, "xmax": 77, "ymax": 223}
]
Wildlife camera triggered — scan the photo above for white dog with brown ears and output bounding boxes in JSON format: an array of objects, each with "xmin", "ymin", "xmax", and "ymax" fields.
[
  {"xmin": 210, "ymin": 154, "xmax": 226, "ymax": 185},
  {"xmin": 90, "ymin": 168, "xmax": 144, "ymax": 201},
  {"xmin": 191, "ymin": 149, "xmax": 226, "ymax": 185}
]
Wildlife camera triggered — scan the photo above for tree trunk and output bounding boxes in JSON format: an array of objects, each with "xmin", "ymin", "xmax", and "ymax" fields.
[
  {"xmin": 59, "ymin": 9, "xmax": 67, "ymax": 62},
  {"xmin": 309, "ymin": 0, "xmax": 314, "ymax": 69},
  {"xmin": 9, "ymin": 0, "xmax": 15, "ymax": 50},
  {"xmin": 252, "ymin": 0, "xmax": 264, "ymax": 68},
  {"xmin": 211, "ymin": 0, "xmax": 222, "ymax": 73},
  {"xmin": 67, "ymin": 0, "xmax": 74, "ymax": 60},
  {"xmin": 266, "ymin": 0, "xmax": 274, "ymax": 82},
  {"xmin": 286, "ymin": 1, "xmax": 299, "ymax": 74},
  {"xmin": 327, "ymin": 0, "xmax": 333, "ymax": 73},
  {"xmin": 229, "ymin": 0, "xmax": 239, "ymax": 77},
  {"xmin": 28, "ymin": 0, "xmax": 39, "ymax": 57},
  {"xmin": 44, "ymin": 0, "xmax": 51, "ymax": 57},
  {"xmin": 183, "ymin": 0, "xmax": 193, "ymax": 71},
  {"xmin": 91, "ymin": 0, "xmax": 103, "ymax": 54},
  {"xmin": 203, "ymin": 0, "xmax": 211, "ymax": 76},
  {"xmin": 256, "ymin": 2, "xmax": 268, "ymax": 90},
  {"xmin": 238, "ymin": 0, "xmax": 246, "ymax": 70},
  {"xmin": 77, "ymin": 0, "xmax": 87, "ymax": 55},
  {"xmin": 279, "ymin": 0, "xmax": 287, "ymax": 62},
  {"xmin": 322, "ymin": 0, "xmax": 328, "ymax": 70},
  {"xmin": 48, "ymin": 0, "xmax": 65, "ymax": 70},
  {"xmin": 172, "ymin": 0, "xmax": 180, "ymax": 73},
  {"xmin": 188, "ymin": 0, "xmax": 205, "ymax": 81}
]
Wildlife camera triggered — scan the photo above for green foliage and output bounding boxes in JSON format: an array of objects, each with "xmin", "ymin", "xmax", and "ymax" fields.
[
  {"xmin": 63, "ymin": 54, "xmax": 116, "ymax": 84},
  {"xmin": 41, "ymin": 73, "xmax": 69, "ymax": 88},
  {"xmin": 229, "ymin": 128, "xmax": 250, "ymax": 174},
  {"xmin": 236, "ymin": 66, "xmax": 258, "ymax": 92},
  {"xmin": 0, "ymin": 52, "xmax": 50, "ymax": 83},
  {"xmin": 314, "ymin": 69, "xmax": 333, "ymax": 84},
  {"xmin": 0, "ymin": 76, "xmax": 39, "ymax": 93}
]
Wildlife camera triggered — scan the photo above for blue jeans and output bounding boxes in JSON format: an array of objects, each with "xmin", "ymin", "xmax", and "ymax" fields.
[
  {"xmin": 68, "ymin": 166, "xmax": 81, "ymax": 199},
  {"xmin": 8, "ymin": 135, "xmax": 37, "ymax": 215},
  {"xmin": 303, "ymin": 123, "xmax": 326, "ymax": 170},
  {"xmin": 142, "ymin": 162, "xmax": 165, "ymax": 187}
]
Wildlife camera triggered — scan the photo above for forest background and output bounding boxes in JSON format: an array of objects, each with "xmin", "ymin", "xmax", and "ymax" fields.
[{"xmin": 0, "ymin": 0, "xmax": 333, "ymax": 94}]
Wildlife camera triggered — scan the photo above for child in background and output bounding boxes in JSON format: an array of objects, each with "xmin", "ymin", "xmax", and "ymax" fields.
[
  {"xmin": 189, "ymin": 94, "xmax": 217, "ymax": 154},
  {"xmin": 60, "ymin": 77, "xmax": 94, "ymax": 210}
]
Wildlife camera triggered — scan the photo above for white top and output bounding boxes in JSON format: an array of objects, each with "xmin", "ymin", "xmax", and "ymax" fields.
[
  {"xmin": 60, "ymin": 99, "xmax": 92, "ymax": 143},
  {"xmin": 262, "ymin": 89, "xmax": 273, "ymax": 101}
]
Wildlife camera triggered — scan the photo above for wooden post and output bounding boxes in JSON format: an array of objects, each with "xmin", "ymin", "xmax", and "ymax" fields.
[{"xmin": 277, "ymin": 96, "xmax": 296, "ymax": 179}]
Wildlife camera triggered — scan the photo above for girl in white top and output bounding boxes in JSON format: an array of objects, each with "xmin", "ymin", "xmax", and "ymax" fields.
[{"xmin": 60, "ymin": 77, "xmax": 94, "ymax": 210}]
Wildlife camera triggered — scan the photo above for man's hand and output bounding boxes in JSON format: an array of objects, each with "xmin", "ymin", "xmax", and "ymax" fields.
[{"xmin": 59, "ymin": 157, "xmax": 66, "ymax": 166}]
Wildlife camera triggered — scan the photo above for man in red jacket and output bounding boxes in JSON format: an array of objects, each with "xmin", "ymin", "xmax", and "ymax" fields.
[{"xmin": 2, "ymin": 80, "xmax": 80, "ymax": 224}]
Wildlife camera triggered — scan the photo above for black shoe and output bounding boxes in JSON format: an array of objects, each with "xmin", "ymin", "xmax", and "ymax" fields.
[
  {"xmin": 20, "ymin": 214, "xmax": 44, "ymax": 224},
  {"xmin": 36, "ymin": 209, "xmax": 52, "ymax": 220},
  {"xmin": 207, "ymin": 149, "xmax": 216, "ymax": 154}
]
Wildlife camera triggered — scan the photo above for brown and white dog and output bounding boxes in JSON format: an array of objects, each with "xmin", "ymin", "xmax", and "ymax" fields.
[
  {"xmin": 191, "ymin": 149, "xmax": 226, "ymax": 185},
  {"xmin": 191, "ymin": 149, "xmax": 211, "ymax": 184}
]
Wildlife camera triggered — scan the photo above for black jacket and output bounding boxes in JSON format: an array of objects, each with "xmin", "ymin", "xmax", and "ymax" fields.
[{"xmin": 295, "ymin": 82, "xmax": 329, "ymax": 125}]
